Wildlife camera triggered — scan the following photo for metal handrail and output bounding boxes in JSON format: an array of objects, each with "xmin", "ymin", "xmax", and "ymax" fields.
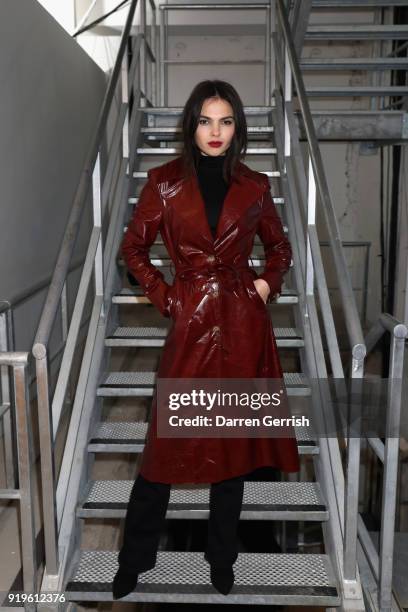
[
  {"xmin": 0, "ymin": 352, "xmax": 37, "ymax": 605},
  {"xmin": 276, "ymin": 0, "xmax": 366, "ymax": 356},
  {"xmin": 32, "ymin": 0, "xmax": 139, "ymax": 577},
  {"xmin": 32, "ymin": 0, "xmax": 138, "ymax": 360}
]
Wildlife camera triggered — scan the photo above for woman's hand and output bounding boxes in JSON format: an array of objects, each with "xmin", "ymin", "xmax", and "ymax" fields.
[{"xmin": 253, "ymin": 278, "xmax": 270, "ymax": 303}]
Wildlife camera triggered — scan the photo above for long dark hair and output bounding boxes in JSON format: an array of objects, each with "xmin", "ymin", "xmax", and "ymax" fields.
[{"xmin": 180, "ymin": 80, "xmax": 248, "ymax": 185}]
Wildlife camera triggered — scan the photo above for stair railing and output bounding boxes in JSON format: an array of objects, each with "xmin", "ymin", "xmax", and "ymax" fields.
[
  {"xmin": 274, "ymin": 1, "xmax": 406, "ymax": 610},
  {"xmin": 274, "ymin": 0, "xmax": 366, "ymax": 596},
  {"xmin": 356, "ymin": 313, "xmax": 407, "ymax": 611},
  {"xmin": 0, "ymin": 352, "xmax": 36, "ymax": 608},
  {"xmin": 31, "ymin": 0, "xmax": 157, "ymax": 585}
]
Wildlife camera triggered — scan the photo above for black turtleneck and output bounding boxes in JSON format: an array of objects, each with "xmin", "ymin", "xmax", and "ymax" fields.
[{"xmin": 196, "ymin": 153, "xmax": 229, "ymax": 239}]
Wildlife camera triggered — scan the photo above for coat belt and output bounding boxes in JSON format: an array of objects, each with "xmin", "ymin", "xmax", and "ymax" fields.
[{"xmin": 173, "ymin": 262, "xmax": 251, "ymax": 291}]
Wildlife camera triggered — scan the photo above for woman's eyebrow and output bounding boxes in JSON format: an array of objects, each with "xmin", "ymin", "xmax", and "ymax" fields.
[{"xmin": 199, "ymin": 114, "xmax": 234, "ymax": 120}]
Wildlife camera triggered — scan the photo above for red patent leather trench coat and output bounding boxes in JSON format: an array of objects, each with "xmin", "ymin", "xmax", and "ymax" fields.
[{"xmin": 121, "ymin": 156, "xmax": 300, "ymax": 483}]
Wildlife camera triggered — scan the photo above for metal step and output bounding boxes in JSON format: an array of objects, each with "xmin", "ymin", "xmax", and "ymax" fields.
[
  {"xmin": 301, "ymin": 58, "xmax": 408, "ymax": 71},
  {"xmin": 141, "ymin": 126, "xmax": 275, "ymax": 137},
  {"xmin": 88, "ymin": 419, "xmax": 318, "ymax": 455},
  {"xmin": 78, "ymin": 480, "xmax": 328, "ymax": 520},
  {"xmin": 118, "ymin": 256, "xmax": 267, "ymax": 267},
  {"xmin": 65, "ymin": 550, "xmax": 340, "ymax": 605},
  {"xmin": 305, "ymin": 24, "xmax": 408, "ymax": 39},
  {"xmin": 139, "ymin": 106, "xmax": 275, "ymax": 115},
  {"xmin": 136, "ymin": 147, "xmax": 278, "ymax": 155},
  {"xmin": 117, "ymin": 257, "xmax": 265, "ymax": 278},
  {"xmin": 128, "ymin": 195, "xmax": 286, "ymax": 205},
  {"xmin": 105, "ymin": 326, "xmax": 304, "ymax": 348},
  {"xmin": 305, "ymin": 86, "xmax": 408, "ymax": 97},
  {"xmin": 96, "ymin": 370, "xmax": 311, "ymax": 397},
  {"xmin": 113, "ymin": 287, "xmax": 298, "ymax": 305},
  {"xmin": 312, "ymin": 0, "xmax": 408, "ymax": 6},
  {"xmin": 133, "ymin": 170, "xmax": 281, "ymax": 179},
  {"xmin": 123, "ymin": 223, "xmax": 288, "ymax": 235}
]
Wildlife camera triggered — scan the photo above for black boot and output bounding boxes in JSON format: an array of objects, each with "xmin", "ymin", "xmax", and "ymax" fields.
[
  {"xmin": 210, "ymin": 565, "xmax": 234, "ymax": 595},
  {"xmin": 112, "ymin": 567, "xmax": 139, "ymax": 600}
]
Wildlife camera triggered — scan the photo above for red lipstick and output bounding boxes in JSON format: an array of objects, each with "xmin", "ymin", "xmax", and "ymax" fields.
[{"xmin": 208, "ymin": 141, "xmax": 223, "ymax": 148}]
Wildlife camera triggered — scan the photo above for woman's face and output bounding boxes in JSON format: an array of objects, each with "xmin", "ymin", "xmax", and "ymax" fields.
[{"xmin": 194, "ymin": 97, "xmax": 235, "ymax": 157}]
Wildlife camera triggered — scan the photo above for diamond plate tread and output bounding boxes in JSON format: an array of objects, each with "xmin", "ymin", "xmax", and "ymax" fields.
[
  {"xmin": 97, "ymin": 371, "xmax": 311, "ymax": 398},
  {"xmin": 78, "ymin": 480, "xmax": 328, "ymax": 521},
  {"xmin": 65, "ymin": 550, "xmax": 340, "ymax": 605},
  {"xmin": 105, "ymin": 327, "xmax": 304, "ymax": 348},
  {"xmin": 88, "ymin": 420, "xmax": 317, "ymax": 455},
  {"xmin": 113, "ymin": 287, "xmax": 298, "ymax": 305}
]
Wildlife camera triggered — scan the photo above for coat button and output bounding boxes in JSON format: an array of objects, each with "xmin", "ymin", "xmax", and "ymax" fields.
[{"xmin": 207, "ymin": 255, "xmax": 216, "ymax": 263}]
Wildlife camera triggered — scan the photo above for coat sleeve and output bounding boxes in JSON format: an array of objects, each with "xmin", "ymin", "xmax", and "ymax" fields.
[
  {"xmin": 255, "ymin": 186, "xmax": 292, "ymax": 304},
  {"xmin": 121, "ymin": 171, "xmax": 171, "ymax": 317}
]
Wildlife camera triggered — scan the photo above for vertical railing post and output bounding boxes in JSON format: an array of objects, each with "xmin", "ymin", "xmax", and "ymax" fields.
[
  {"xmin": 306, "ymin": 155, "xmax": 316, "ymax": 296},
  {"xmin": 159, "ymin": 6, "xmax": 165, "ymax": 106},
  {"xmin": 379, "ymin": 325, "xmax": 406, "ymax": 611},
  {"xmin": 151, "ymin": 1, "xmax": 157, "ymax": 107},
  {"xmin": 13, "ymin": 358, "xmax": 37, "ymax": 598},
  {"xmin": 270, "ymin": 0, "xmax": 276, "ymax": 100},
  {"xmin": 265, "ymin": 5, "xmax": 271, "ymax": 106},
  {"xmin": 343, "ymin": 347, "xmax": 365, "ymax": 580},
  {"xmin": 35, "ymin": 348, "xmax": 59, "ymax": 575},
  {"xmin": 140, "ymin": 0, "xmax": 147, "ymax": 106},
  {"xmin": 92, "ymin": 152, "xmax": 104, "ymax": 317},
  {"xmin": 283, "ymin": 42, "xmax": 291, "ymax": 175},
  {"xmin": 121, "ymin": 49, "xmax": 130, "ymax": 160},
  {"xmin": 0, "ymin": 303, "xmax": 17, "ymax": 489},
  {"xmin": 60, "ymin": 282, "xmax": 72, "ymax": 409}
]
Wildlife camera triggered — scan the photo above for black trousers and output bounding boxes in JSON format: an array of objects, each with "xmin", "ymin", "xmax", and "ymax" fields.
[{"xmin": 118, "ymin": 472, "xmax": 245, "ymax": 574}]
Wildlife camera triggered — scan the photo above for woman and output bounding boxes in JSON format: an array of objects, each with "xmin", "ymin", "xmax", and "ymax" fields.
[{"xmin": 113, "ymin": 80, "xmax": 300, "ymax": 599}]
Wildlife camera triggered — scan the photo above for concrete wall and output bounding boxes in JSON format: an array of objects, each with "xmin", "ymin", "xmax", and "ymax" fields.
[{"xmin": 0, "ymin": 0, "xmax": 107, "ymax": 354}]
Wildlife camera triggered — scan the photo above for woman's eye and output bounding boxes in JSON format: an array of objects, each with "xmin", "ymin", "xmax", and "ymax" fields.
[{"xmin": 198, "ymin": 119, "xmax": 234, "ymax": 125}]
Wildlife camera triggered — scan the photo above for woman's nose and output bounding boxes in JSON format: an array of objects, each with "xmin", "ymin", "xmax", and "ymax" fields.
[{"xmin": 211, "ymin": 124, "xmax": 221, "ymax": 136}]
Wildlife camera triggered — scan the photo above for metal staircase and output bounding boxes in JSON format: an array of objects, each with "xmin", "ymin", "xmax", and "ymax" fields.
[
  {"xmin": 7, "ymin": 0, "xmax": 401, "ymax": 610},
  {"xmin": 289, "ymin": 0, "xmax": 408, "ymax": 118}
]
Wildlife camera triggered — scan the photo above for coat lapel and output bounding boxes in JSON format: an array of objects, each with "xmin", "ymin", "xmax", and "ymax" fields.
[{"xmin": 160, "ymin": 156, "xmax": 269, "ymax": 248}]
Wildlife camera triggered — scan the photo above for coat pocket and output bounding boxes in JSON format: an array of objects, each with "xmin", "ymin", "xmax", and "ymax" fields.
[{"xmin": 244, "ymin": 276, "xmax": 267, "ymax": 309}]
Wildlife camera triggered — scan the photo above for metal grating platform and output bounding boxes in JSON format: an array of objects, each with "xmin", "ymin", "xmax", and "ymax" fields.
[
  {"xmin": 105, "ymin": 326, "xmax": 304, "ymax": 348},
  {"xmin": 88, "ymin": 420, "xmax": 317, "ymax": 454},
  {"xmin": 78, "ymin": 480, "xmax": 328, "ymax": 520},
  {"xmin": 97, "ymin": 370, "xmax": 311, "ymax": 397},
  {"xmin": 65, "ymin": 550, "xmax": 340, "ymax": 605}
]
